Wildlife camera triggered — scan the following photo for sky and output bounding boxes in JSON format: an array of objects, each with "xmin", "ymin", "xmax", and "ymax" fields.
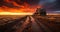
[{"xmin": 0, "ymin": 0, "xmax": 60, "ymax": 13}]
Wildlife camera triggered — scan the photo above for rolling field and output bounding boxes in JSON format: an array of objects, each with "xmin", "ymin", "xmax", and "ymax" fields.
[
  {"xmin": 0, "ymin": 15, "xmax": 60, "ymax": 32},
  {"xmin": 0, "ymin": 15, "xmax": 26, "ymax": 25}
]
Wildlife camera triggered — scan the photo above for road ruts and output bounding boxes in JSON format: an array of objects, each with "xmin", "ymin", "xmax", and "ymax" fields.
[
  {"xmin": 22, "ymin": 16, "xmax": 32, "ymax": 32},
  {"xmin": 30, "ymin": 16, "xmax": 43, "ymax": 32},
  {"xmin": 16, "ymin": 16, "xmax": 32, "ymax": 32},
  {"xmin": 35, "ymin": 18, "xmax": 52, "ymax": 32},
  {"xmin": 30, "ymin": 16, "xmax": 52, "ymax": 32}
]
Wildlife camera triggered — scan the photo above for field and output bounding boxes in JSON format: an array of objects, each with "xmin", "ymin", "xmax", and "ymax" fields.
[
  {"xmin": 0, "ymin": 15, "xmax": 60, "ymax": 32},
  {"xmin": 0, "ymin": 15, "xmax": 26, "ymax": 25},
  {"xmin": 32, "ymin": 15, "xmax": 60, "ymax": 32}
]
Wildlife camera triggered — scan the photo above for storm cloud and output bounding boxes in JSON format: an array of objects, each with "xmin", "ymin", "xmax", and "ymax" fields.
[
  {"xmin": 0, "ymin": 0, "xmax": 40, "ymax": 8},
  {"xmin": 39, "ymin": 0, "xmax": 60, "ymax": 11},
  {"xmin": 0, "ymin": 0, "xmax": 60, "ymax": 11}
]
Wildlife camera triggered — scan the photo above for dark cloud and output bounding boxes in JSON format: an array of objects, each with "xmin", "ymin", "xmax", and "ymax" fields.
[
  {"xmin": 14, "ymin": 0, "xmax": 40, "ymax": 5},
  {"xmin": 40, "ymin": 0, "xmax": 60, "ymax": 11},
  {"xmin": 0, "ymin": 0, "xmax": 14, "ymax": 7},
  {"xmin": 1, "ymin": 0, "xmax": 60, "ymax": 11},
  {"xmin": 0, "ymin": 0, "xmax": 4, "ymax": 7},
  {"xmin": 52, "ymin": 0, "xmax": 60, "ymax": 10},
  {"xmin": 0, "ymin": 0, "xmax": 40, "ymax": 8}
]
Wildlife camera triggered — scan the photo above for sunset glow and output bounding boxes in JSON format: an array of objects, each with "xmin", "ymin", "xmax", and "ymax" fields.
[
  {"xmin": 0, "ymin": 12, "xmax": 33, "ymax": 15},
  {"xmin": 0, "ymin": 0, "xmax": 41, "ymax": 15}
]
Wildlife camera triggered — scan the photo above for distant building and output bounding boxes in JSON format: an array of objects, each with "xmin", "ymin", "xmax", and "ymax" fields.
[{"xmin": 34, "ymin": 8, "xmax": 47, "ymax": 16}]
